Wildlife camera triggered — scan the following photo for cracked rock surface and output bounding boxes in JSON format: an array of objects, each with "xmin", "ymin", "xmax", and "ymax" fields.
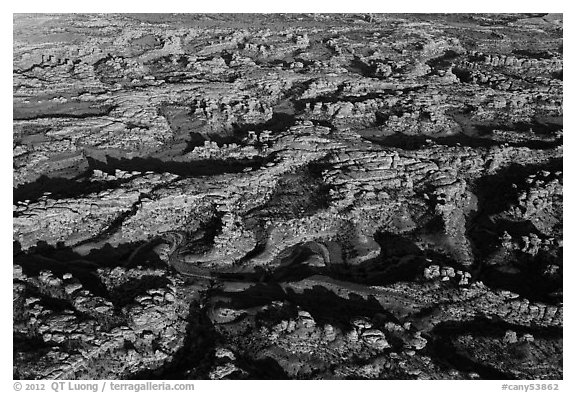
[{"xmin": 13, "ymin": 13, "xmax": 562, "ymax": 379}]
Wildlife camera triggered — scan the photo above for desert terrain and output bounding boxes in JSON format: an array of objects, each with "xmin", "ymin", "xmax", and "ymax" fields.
[{"xmin": 13, "ymin": 13, "xmax": 562, "ymax": 379}]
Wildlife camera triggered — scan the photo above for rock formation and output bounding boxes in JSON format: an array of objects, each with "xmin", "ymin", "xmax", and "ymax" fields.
[{"xmin": 13, "ymin": 13, "xmax": 562, "ymax": 380}]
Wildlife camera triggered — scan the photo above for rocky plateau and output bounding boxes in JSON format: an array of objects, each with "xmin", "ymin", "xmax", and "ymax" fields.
[{"xmin": 13, "ymin": 13, "xmax": 563, "ymax": 380}]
